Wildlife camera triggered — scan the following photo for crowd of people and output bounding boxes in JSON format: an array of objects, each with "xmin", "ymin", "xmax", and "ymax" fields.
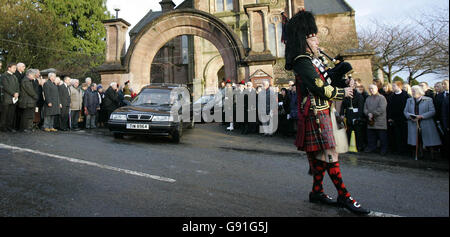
[
  {"xmin": 216, "ymin": 76, "xmax": 449, "ymax": 160},
  {"xmin": 273, "ymin": 77, "xmax": 449, "ymax": 159},
  {"xmin": 1, "ymin": 61, "xmax": 448, "ymax": 160},
  {"xmin": 0, "ymin": 62, "xmax": 135, "ymax": 133}
]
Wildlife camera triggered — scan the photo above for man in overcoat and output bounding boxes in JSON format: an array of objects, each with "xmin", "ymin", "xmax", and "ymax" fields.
[
  {"xmin": 42, "ymin": 73, "xmax": 61, "ymax": 132},
  {"xmin": 58, "ymin": 76, "xmax": 71, "ymax": 131},
  {"xmin": 19, "ymin": 69, "xmax": 39, "ymax": 132}
]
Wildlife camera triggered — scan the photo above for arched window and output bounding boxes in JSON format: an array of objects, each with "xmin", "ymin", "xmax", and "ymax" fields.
[
  {"xmin": 216, "ymin": 0, "xmax": 234, "ymax": 12},
  {"xmin": 269, "ymin": 14, "xmax": 285, "ymax": 58}
]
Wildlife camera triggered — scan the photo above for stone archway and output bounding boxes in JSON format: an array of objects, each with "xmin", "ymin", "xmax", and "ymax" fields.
[
  {"xmin": 203, "ymin": 54, "xmax": 224, "ymax": 94},
  {"xmin": 123, "ymin": 9, "xmax": 246, "ymax": 91}
]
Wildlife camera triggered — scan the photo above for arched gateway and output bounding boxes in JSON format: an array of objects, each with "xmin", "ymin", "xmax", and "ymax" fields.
[{"xmin": 98, "ymin": 9, "xmax": 247, "ymax": 93}]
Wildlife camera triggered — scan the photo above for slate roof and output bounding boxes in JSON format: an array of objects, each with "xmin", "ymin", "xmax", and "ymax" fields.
[
  {"xmin": 129, "ymin": 10, "xmax": 162, "ymax": 38},
  {"xmin": 176, "ymin": 0, "xmax": 194, "ymax": 9},
  {"xmin": 304, "ymin": 0, "xmax": 354, "ymax": 15}
]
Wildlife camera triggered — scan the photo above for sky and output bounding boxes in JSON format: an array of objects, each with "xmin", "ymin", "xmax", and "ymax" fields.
[{"xmin": 106, "ymin": 0, "xmax": 449, "ymax": 85}]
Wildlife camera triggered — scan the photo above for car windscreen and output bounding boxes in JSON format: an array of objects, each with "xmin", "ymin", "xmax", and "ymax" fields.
[{"xmin": 132, "ymin": 89, "xmax": 172, "ymax": 106}]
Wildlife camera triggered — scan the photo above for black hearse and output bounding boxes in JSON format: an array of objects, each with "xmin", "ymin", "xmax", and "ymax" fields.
[{"xmin": 108, "ymin": 84, "xmax": 194, "ymax": 143}]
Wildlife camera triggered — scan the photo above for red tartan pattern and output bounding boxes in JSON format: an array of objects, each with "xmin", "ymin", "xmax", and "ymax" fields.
[{"xmin": 302, "ymin": 109, "xmax": 336, "ymax": 152}]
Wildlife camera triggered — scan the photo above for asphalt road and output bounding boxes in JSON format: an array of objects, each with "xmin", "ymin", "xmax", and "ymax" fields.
[{"xmin": 0, "ymin": 124, "xmax": 448, "ymax": 217}]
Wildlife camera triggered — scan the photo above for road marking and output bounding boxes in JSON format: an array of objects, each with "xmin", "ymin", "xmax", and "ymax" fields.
[
  {"xmin": 368, "ymin": 211, "xmax": 402, "ymax": 217},
  {"xmin": 0, "ymin": 143, "xmax": 176, "ymax": 183}
]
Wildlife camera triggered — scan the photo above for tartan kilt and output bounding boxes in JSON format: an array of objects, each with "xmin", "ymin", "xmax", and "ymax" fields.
[{"xmin": 302, "ymin": 109, "xmax": 336, "ymax": 152}]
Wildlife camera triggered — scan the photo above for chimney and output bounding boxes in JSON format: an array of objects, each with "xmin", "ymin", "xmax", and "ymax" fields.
[{"xmin": 160, "ymin": 0, "xmax": 176, "ymax": 12}]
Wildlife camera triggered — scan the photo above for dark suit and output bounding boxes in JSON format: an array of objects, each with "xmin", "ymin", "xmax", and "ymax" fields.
[
  {"xmin": 434, "ymin": 92, "xmax": 445, "ymax": 123},
  {"xmin": 19, "ymin": 77, "xmax": 38, "ymax": 130},
  {"xmin": 0, "ymin": 72, "xmax": 19, "ymax": 131},
  {"xmin": 440, "ymin": 92, "xmax": 449, "ymax": 157},
  {"xmin": 13, "ymin": 71, "xmax": 25, "ymax": 130},
  {"xmin": 42, "ymin": 80, "xmax": 60, "ymax": 129},
  {"xmin": 14, "ymin": 71, "xmax": 25, "ymax": 83},
  {"xmin": 58, "ymin": 83, "xmax": 71, "ymax": 130}
]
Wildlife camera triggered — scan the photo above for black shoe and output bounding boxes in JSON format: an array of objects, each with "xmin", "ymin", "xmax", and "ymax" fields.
[
  {"xmin": 309, "ymin": 192, "xmax": 336, "ymax": 206},
  {"xmin": 337, "ymin": 196, "xmax": 370, "ymax": 215},
  {"xmin": 7, "ymin": 128, "xmax": 17, "ymax": 133}
]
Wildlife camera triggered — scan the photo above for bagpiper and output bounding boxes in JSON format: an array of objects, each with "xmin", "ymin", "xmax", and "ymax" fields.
[{"xmin": 284, "ymin": 10, "xmax": 370, "ymax": 215}]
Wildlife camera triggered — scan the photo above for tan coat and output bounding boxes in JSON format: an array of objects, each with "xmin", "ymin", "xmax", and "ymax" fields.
[
  {"xmin": 69, "ymin": 86, "xmax": 83, "ymax": 111},
  {"xmin": 364, "ymin": 94, "xmax": 388, "ymax": 130}
]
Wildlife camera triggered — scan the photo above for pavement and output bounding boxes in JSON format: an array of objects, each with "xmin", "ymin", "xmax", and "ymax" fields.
[{"xmin": 185, "ymin": 123, "xmax": 449, "ymax": 173}]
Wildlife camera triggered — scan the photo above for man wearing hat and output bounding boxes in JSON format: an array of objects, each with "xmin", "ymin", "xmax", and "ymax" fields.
[{"xmin": 285, "ymin": 10, "xmax": 369, "ymax": 215}]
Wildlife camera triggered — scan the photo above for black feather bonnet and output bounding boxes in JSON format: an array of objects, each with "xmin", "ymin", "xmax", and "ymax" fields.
[{"xmin": 284, "ymin": 10, "xmax": 318, "ymax": 71}]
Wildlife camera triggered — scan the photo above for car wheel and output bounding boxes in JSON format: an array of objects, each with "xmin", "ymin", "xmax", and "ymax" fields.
[
  {"xmin": 113, "ymin": 133, "xmax": 124, "ymax": 139},
  {"xmin": 171, "ymin": 123, "xmax": 182, "ymax": 143}
]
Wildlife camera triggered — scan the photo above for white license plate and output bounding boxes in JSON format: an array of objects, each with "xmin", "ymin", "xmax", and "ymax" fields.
[{"xmin": 126, "ymin": 124, "xmax": 149, "ymax": 130}]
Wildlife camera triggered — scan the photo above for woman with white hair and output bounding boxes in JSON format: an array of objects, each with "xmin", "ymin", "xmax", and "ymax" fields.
[
  {"xmin": 404, "ymin": 85, "xmax": 441, "ymax": 159},
  {"xmin": 364, "ymin": 84, "xmax": 388, "ymax": 156}
]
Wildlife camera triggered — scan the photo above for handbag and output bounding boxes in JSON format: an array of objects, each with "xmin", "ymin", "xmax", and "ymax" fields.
[{"xmin": 78, "ymin": 111, "xmax": 84, "ymax": 122}]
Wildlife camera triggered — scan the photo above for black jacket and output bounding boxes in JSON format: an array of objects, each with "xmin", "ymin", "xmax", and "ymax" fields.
[
  {"xmin": 387, "ymin": 90, "xmax": 410, "ymax": 122},
  {"xmin": 19, "ymin": 77, "xmax": 38, "ymax": 109},
  {"xmin": 33, "ymin": 79, "xmax": 44, "ymax": 108},
  {"xmin": 1, "ymin": 72, "xmax": 20, "ymax": 105},
  {"xmin": 278, "ymin": 93, "xmax": 290, "ymax": 116},
  {"xmin": 434, "ymin": 92, "xmax": 445, "ymax": 122},
  {"xmin": 293, "ymin": 55, "xmax": 346, "ymax": 111},
  {"xmin": 103, "ymin": 87, "xmax": 120, "ymax": 111},
  {"xmin": 341, "ymin": 89, "xmax": 365, "ymax": 123},
  {"xmin": 442, "ymin": 94, "xmax": 449, "ymax": 131},
  {"xmin": 58, "ymin": 83, "xmax": 71, "ymax": 108},
  {"xmin": 14, "ymin": 71, "xmax": 25, "ymax": 84}
]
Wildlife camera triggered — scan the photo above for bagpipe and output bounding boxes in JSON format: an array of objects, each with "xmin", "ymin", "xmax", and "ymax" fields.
[
  {"xmin": 317, "ymin": 48, "xmax": 354, "ymax": 154},
  {"xmin": 317, "ymin": 48, "xmax": 353, "ymax": 84}
]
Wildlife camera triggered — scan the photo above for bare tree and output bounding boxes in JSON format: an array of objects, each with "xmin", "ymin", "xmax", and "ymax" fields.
[
  {"xmin": 358, "ymin": 21, "xmax": 430, "ymax": 83},
  {"xmin": 358, "ymin": 7, "xmax": 449, "ymax": 83},
  {"xmin": 409, "ymin": 7, "xmax": 449, "ymax": 77}
]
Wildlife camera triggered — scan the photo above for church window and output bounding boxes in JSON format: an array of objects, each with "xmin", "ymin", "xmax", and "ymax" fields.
[
  {"xmin": 269, "ymin": 15, "xmax": 285, "ymax": 58},
  {"xmin": 216, "ymin": 0, "xmax": 234, "ymax": 12}
]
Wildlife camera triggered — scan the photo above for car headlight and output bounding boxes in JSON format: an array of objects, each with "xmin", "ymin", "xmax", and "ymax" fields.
[
  {"xmin": 110, "ymin": 114, "xmax": 127, "ymax": 121},
  {"xmin": 152, "ymin": 115, "xmax": 174, "ymax": 122}
]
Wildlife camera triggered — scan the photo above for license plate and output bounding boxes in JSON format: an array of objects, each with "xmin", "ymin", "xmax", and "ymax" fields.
[{"xmin": 126, "ymin": 124, "xmax": 149, "ymax": 130}]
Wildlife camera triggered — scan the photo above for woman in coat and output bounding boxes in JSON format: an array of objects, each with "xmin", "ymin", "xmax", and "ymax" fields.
[
  {"xmin": 404, "ymin": 85, "xmax": 441, "ymax": 158},
  {"xmin": 69, "ymin": 79, "xmax": 83, "ymax": 130},
  {"xmin": 364, "ymin": 84, "xmax": 388, "ymax": 155}
]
